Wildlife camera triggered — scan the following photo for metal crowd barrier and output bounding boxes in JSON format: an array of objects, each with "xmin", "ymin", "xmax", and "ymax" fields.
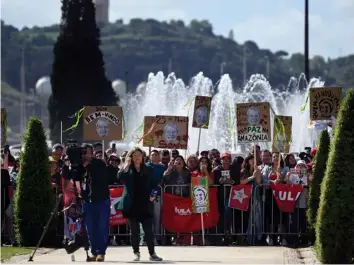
[{"xmin": 2, "ymin": 184, "xmax": 309, "ymax": 247}]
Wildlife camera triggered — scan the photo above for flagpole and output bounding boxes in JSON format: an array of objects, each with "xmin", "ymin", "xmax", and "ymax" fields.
[
  {"xmin": 200, "ymin": 213, "xmax": 205, "ymax": 245},
  {"xmin": 60, "ymin": 121, "xmax": 63, "ymax": 144}
]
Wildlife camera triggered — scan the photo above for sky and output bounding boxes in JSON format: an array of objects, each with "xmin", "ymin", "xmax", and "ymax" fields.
[{"xmin": 1, "ymin": 0, "xmax": 354, "ymax": 58}]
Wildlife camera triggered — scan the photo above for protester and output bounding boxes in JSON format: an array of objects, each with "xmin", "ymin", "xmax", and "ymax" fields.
[
  {"xmin": 163, "ymin": 155, "xmax": 190, "ymax": 197},
  {"xmin": 284, "ymin": 153, "xmax": 297, "ymax": 169},
  {"xmin": 146, "ymin": 150, "xmax": 164, "ymax": 245},
  {"xmin": 160, "ymin": 150, "xmax": 170, "ymax": 168},
  {"xmin": 117, "ymin": 147, "xmax": 162, "ymax": 262}
]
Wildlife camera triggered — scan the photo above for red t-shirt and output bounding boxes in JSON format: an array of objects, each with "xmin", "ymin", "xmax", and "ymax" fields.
[{"xmin": 269, "ymin": 172, "xmax": 277, "ymax": 181}]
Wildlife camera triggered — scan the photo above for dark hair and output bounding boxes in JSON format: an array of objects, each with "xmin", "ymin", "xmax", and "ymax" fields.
[
  {"xmin": 262, "ymin": 149, "xmax": 271, "ymax": 155},
  {"xmin": 161, "ymin": 150, "xmax": 170, "ymax": 156},
  {"xmin": 232, "ymin": 156, "xmax": 244, "ymax": 168},
  {"xmin": 212, "ymin": 158, "xmax": 221, "ymax": 167},
  {"xmin": 151, "ymin": 149, "xmax": 159, "ymax": 155},
  {"xmin": 81, "ymin": 143, "xmax": 93, "ymax": 153},
  {"xmin": 171, "ymin": 149, "xmax": 179, "ymax": 156},
  {"xmin": 174, "ymin": 155, "xmax": 187, "ymax": 168},
  {"xmin": 93, "ymin": 142, "xmax": 102, "ymax": 148},
  {"xmin": 284, "ymin": 153, "xmax": 296, "ymax": 168},
  {"xmin": 126, "ymin": 146, "xmax": 145, "ymax": 165},
  {"xmin": 272, "ymin": 152, "xmax": 285, "ymax": 168},
  {"xmin": 241, "ymin": 154, "xmax": 255, "ymax": 176},
  {"xmin": 198, "ymin": 156, "xmax": 212, "ymax": 173}
]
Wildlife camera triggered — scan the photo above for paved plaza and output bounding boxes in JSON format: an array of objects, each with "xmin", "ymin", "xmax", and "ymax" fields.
[{"xmin": 9, "ymin": 246, "xmax": 295, "ymax": 264}]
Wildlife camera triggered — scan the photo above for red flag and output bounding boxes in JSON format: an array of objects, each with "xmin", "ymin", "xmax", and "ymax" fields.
[
  {"xmin": 270, "ymin": 184, "xmax": 304, "ymax": 213},
  {"xmin": 228, "ymin": 184, "xmax": 253, "ymax": 211},
  {"xmin": 109, "ymin": 187, "xmax": 128, "ymax": 226},
  {"xmin": 162, "ymin": 187, "xmax": 219, "ymax": 233}
]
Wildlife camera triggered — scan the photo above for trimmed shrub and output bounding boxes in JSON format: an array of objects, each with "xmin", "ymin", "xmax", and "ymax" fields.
[
  {"xmin": 315, "ymin": 89, "xmax": 354, "ymax": 263},
  {"xmin": 307, "ymin": 129, "xmax": 330, "ymax": 241},
  {"xmin": 14, "ymin": 117, "xmax": 54, "ymax": 246}
]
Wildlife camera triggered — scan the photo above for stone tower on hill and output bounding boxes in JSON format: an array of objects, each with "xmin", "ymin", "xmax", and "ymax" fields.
[{"xmin": 93, "ymin": 0, "xmax": 109, "ymax": 24}]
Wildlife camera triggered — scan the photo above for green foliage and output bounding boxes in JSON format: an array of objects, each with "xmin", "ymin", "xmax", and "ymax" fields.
[
  {"xmin": 315, "ymin": 89, "xmax": 354, "ymax": 263},
  {"xmin": 13, "ymin": 117, "xmax": 53, "ymax": 246},
  {"xmin": 1, "ymin": 19, "xmax": 354, "ymax": 96},
  {"xmin": 49, "ymin": 0, "xmax": 117, "ymax": 142},
  {"xmin": 307, "ymin": 129, "xmax": 330, "ymax": 240}
]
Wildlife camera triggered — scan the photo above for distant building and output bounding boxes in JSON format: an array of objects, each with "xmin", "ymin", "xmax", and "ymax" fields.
[{"xmin": 93, "ymin": 0, "xmax": 109, "ymax": 24}]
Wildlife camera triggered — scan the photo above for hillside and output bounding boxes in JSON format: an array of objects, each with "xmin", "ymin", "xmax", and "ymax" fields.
[{"xmin": 1, "ymin": 19, "xmax": 354, "ymax": 94}]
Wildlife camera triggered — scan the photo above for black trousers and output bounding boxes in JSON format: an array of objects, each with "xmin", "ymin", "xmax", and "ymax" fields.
[{"xmin": 129, "ymin": 218, "xmax": 155, "ymax": 255}]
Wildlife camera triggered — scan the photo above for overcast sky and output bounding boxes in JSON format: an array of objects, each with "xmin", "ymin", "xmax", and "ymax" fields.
[{"xmin": 2, "ymin": 0, "xmax": 354, "ymax": 58}]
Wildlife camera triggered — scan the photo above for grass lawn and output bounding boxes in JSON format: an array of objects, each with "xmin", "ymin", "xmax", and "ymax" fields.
[{"xmin": 1, "ymin": 247, "xmax": 32, "ymax": 262}]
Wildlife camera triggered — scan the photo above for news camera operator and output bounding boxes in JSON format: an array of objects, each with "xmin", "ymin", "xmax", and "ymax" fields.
[{"xmin": 62, "ymin": 142, "xmax": 110, "ymax": 262}]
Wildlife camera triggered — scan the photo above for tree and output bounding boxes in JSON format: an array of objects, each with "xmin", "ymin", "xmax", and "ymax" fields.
[
  {"xmin": 13, "ymin": 117, "xmax": 53, "ymax": 246},
  {"xmin": 49, "ymin": 0, "xmax": 117, "ymax": 143},
  {"xmin": 315, "ymin": 89, "xmax": 354, "ymax": 263},
  {"xmin": 307, "ymin": 129, "xmax": 330, "ymax": 242}
]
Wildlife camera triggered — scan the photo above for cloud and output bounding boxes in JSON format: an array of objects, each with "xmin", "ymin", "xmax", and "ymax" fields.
[{"xmin": 231, "ymin": 2, "xmax": 354, "ymax": 58}]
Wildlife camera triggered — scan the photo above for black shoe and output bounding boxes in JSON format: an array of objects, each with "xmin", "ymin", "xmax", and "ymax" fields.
[{"xmin": 150, "ymin": 253, "xmax": 163, "ymax": 261}]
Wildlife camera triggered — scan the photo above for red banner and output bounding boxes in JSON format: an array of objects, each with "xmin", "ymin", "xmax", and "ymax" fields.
[
  {"xmin": 228, "ymin": 185, "xmax": 253, "ymax": 211},
  {"xmin": 270, "ymin": 184, "xmax": 304, "ymax": 213},
  {"xmin": 162, "ymin": 187, "xmax": 219, "ymax": 233},
  {"xmin": 109, "ymin": 187, "xmax": 128, "ymax": 226}
]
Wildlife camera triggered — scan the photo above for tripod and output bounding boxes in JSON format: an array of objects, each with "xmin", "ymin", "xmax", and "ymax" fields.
[{"xmin": 28, "ymin": 192, "xmax": 90, "ymax": 262}]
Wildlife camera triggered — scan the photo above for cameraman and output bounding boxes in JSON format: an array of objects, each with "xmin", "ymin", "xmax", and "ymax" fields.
[{"xmin": 62, "ymin": 143, "xmax": 110, "ymax": 262}]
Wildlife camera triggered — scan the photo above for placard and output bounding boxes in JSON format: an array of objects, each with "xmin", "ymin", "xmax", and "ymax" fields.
[
  {"xmin": 272, "ymin": 116, "xmax": 292, "ymax": 153},
  {"xmin": 83, "ymin": 106, "xmax": 123, "ymax": 141},
  {"xmin": 151, "ymin": 116, "xmax": 188, "ymax": 149},
  {"xmin": 309, "ymin": 87, "xmax": 341, "ymax": 120},
  {"xmin": 236, "ymin": 102, "xmax": 271, "ymax": 143},
  {"xmin": 192, "ymin": 96, "xmax": 212, "ymax": 128},
  {"xmin": 1, "ymin": 108, "xmax": 7, "ymax": 146},
  {"xmin": 142, "ymin": 116, "xmax": 156, "ymax": 147},
  {"xmin": 191, "ymin": 176, "xmax": 209, "ymax": 213},
  {"xmin": 288, "ymin": 168, "xmax": 308, "ymax": 185}
]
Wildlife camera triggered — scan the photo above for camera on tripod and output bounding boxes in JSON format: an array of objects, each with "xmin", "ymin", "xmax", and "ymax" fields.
[{"xmin": 65, "ymin": 139, "xmax": 86, "ymax": 182}]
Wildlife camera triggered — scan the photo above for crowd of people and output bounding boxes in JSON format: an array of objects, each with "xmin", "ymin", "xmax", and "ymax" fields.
[{"xmin": 1, "ymin": 142, "xmax": 316, "ymax": 260}]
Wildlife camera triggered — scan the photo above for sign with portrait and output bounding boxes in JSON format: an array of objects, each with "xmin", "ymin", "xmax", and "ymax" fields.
[
  {"xmin": 83, "ymin": 106, "xmax": 123, "ymax": 141},
  {"xmin": 272, "ymin": 116, "xmax": 292, "ymax": 153},
  {"xmin": 1, "ymin": 108, "xmax": 7, "ymax": 146},
  {"xmin": 142, "ymin": 116, "xmax": 156, "ymax": 147},
  {"xmin": 151, "ymin": 115, "xmax": 189, "ymax": 149},
  {"xmin": 192, "ymin": 96, "xmax": 212, "ymax": 128},
  {"xmin": 309, "ymin": 87, "xmax": 341, "ymax": 121},
  {"xmin": 191, "ymin": 176, "xmax": 209, "ymax": 213},
  {"xmin": 236, "ymin": 102, "xmax": 271, "ymax": 143},
  {"xmin": 288, "ymin": 168, "xmax": 308, "ymax": 185}
]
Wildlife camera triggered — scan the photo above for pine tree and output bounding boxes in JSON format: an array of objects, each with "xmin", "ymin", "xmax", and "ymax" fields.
[
  {"xmin": 49, "ymin": 0, "xmax": 117, "ymax": 143},
  {"xmin": 307, "ymin": 129, "xmax": 330, "ymax": 242},
  {"xmin": 14, "ymin": 117, "xmax": 53, "ymax": 246},
  {"xmin": 315, "ymin": 89, "xmax": 354, "ymax": 263}
]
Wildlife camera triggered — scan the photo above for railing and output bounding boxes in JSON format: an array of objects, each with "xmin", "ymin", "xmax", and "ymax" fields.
[{"xmin": 1, "ymin": 184, "xmax": 309, "ymax": 246}]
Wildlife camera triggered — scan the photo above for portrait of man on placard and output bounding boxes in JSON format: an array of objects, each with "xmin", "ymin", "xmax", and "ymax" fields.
[
  {"xmin": 318, "ymin": 99, "xmax": 333, "ymax": 119},
  {"xmin": 96, "ymin": 117, "xmax": 110, "ymax": 137},
  {"xmin": 275, "ymin": 133, "xmax": 286, "ymax": 151},
  {"xmin": 193, "ymin": 186, "xmax": 207, "ymax": 207},
  {"xmin": 164, "ymin": 123, "xmax": 178, "ymax": 142},
  {"xmin": 194, "ymin": 106, "xmax": 209, "ymax": 127},
  {"xmin": 247, "ymin": 106, "xmax": 261, "ymax": 126}
]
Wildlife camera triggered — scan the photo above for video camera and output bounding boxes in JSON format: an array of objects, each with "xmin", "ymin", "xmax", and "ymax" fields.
[{"xmin": 65, "ymin": 139, "xmax": 85, "ymax": 181}]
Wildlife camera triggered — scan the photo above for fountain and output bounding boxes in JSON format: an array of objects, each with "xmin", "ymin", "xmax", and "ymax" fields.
[{"xmin": 114, "ymin": 71, "xmax": 326, "ymax": 155}]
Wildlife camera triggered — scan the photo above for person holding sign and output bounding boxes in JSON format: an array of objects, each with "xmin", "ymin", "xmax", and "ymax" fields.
[
  {"xmin": 263, "ymin": 152, "xmax": 289, "ymax": 246},
  {"xmin": 285, "ymin": 160, "xmax": 309, "ymax": 246},
  {"xmin": 117, "ymin": 147, "xmax": 163, "ymax": 262}
]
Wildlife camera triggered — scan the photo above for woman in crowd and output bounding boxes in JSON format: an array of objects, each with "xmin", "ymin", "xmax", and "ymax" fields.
[
  {"xmin": 163, "ymin": 155, "xmax": 190, "ymax": 197},
  {"xmin": 163, "ymin": 155, "xmax": 191, "ymax": 245},
  {"xmin": 239, "ymin": 154, "xmax": 262, "ymax": 245},
  {"xmin": 117, "ymin": 147, "xmax": 162, "ymax": 262},
  {"xmin": 190, "ymin": 156, "xmax": 214, "ymax": 245},
  {"xmin": 284, "ymin": 153, "xmax": 297, "ymax": 169},
  {"xmin": 286, "ymin": 160, "xmax": 309, "ymax": 247},
  {"xmin": 264, "ymin": 152, "xmax": 289, "ymax": 246}
]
